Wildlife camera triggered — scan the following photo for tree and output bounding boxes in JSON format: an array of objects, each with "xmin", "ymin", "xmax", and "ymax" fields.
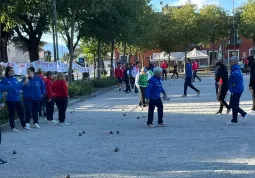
[
  {"xmin": 57, "ymin": 0, "xmax": 91, "ymax": 84},
  {"xmin": 200, "ymin": 5, "xmax": 229, "ymax": 64},
  {"xmin": 1, "ymin": 0, "xmax": 51, "ymax": 62},
  {"xmin": 168, "ymin": 3, "xmax": 200, "ymax": 61},
  {"xmin": 239, "ymin": 0, "xmax": 255, "ymax": 56}
]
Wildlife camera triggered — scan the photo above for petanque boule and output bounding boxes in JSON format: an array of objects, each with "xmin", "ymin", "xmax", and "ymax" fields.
[
  {"xmin": 13, "ymin": 150, "xmax": 16, "ymax": 154},
  {"xmin": 79, "ymin": 133, "xmax": 82, "ymax": 136},
  {"xmin": 114, "ymin": 147, "xmax": 119, "ymax": 152},
  {"xmin": 65, "ymin": 175, "xmax": 70, "ymax": 178},
  {"xmin": 137, "ymin": 116, "xmax": 140, "ymax": 119},
  {"xmin": 123, "ymin": 113, "xmax": 126, "ymax": 116},
  {"xmin": 110, "ymin": 131, "xmax": 113, "ymax": 134},
  {"xmin": 116, "ymin": 131, "xmax": 120, "ymax": 134}
]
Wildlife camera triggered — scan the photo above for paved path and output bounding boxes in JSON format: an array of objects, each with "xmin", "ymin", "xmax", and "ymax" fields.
[{"xmin": 1, "ymin": 75, "xmax": 255, "ymax": 178}]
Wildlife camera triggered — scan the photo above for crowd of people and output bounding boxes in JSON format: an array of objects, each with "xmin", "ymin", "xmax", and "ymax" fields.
[{"xmin": 1, "ymin": 67, "xmax": 70, "ymax": 132}]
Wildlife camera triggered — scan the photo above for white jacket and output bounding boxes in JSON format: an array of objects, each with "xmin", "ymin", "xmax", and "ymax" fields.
[{"xmin": 131, "ymin": 67, "xmax": 140, "ymax": 78}]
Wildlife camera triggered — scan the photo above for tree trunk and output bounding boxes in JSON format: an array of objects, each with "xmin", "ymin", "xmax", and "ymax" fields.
[
  {"xmin": 0, "ymin": 23, "xmax": 2, "ymax": 62},
  {"xmin": 124, "ymin": 42, "xmax": 127, "ymax": 56},
  {"xmin": 253, "ymin": 38, "xmax": 255, "ymax": 57},
  {"xmin": 28, "ymin": 39, "xmax": 39, "ymax": 62},
  {"xmin": 68, "ymin": 10, "xmax": 75, "ymax": 85},
  {"xmin": 129, "ymin": 45, "xmax": 131, "ymax": 63},
  {"xmin": 222, "ymin": 39, "xmax": 224, "ymax": 61},
  {"xmin": 212, "ymin": 40, "xmax": 215, "ymax": 65},
  {"xmin": 93, "ymin": 53, "xmax": 96, "ymax": 80},
  {"xmin": 97, "ymin": 39, "xmax": 101, "ymax": 79},
  {"xmin": 110, "ymin": 41, "xmax": 114, "ymax": 77}
]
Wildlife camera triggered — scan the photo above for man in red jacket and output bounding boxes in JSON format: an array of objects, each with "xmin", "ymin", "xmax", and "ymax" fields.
[
  {"xmin": 192, "ymin": 60, "xmax": 201, "ymax": 82},
  {"xmin": 115, "ymin": 62, "xmax": 124, "ymax": 91},
  {"xmin": 160, "ymin": 60, "xmax": 168, "ymax": 81},
  {"xmin": 44, "ymin": 71, "xmax": 57, "ymax": 124}
]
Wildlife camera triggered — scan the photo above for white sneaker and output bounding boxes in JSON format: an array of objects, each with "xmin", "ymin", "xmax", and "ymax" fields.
[
  {"xmin": 242, "ymin": 114, "xmax": 249, "ymax": 123},
  {"xmin": 34, "ymin": 123, "xmax": 41, "ymax": 129},
  {"xmin": 227, "ymin": 122, "xmax": 238, "ymax": 125},
  {"xmin": 25, "ymin": 123, "xmax": 31, "ymax": 129},
  {"xmin": 59, "ymin": 122, "xmax": 70, "ymax": 126},
  {"xmin": 11, "ymin": 128, "xmax": 20, "ymax": 132},
  {"xmin": 48, "ymin": 120, "xmax": 58, "ymax": 124}
]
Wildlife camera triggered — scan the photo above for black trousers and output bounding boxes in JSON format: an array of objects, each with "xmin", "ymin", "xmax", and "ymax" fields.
[
  {"xmin": 184, "ymin": 77, "xmax": 199, "ymax": 96},
  {"xmin": 171, "ymin": 70, "xmax": 179, "ymax": 78},
  {"xmin": 192, "ymin": 70, "xmax": 201, "ymax": 81},
  {"xmin": 229, "ymin": 93, "xmax": 247, "ymax": 123},
  {"xmin": 24, "ymin": 99, "xmax": 40, "ymax": 124},
  {"xmin": 139, "ymin": 87, "xmax": 146, "ymax": 106},
  {"xmin": 130, "ymin": 77, "xmax": 135, "ymax": 89},
  {"xmin": 39, "ymin": 97, "xmax": 47, "ymax": 117},
  {"xmin": 217, "ymin": 86, "xmax": 230, "ymax": 113},
  {"xmin": 251, "ymin": 88, "xmax": 255, "ymax": 110},
  {"xmin": 46, "ymin": 98, "xmax": 55, "ymax": 121},
  {"xmin": 162, "ymin": 69, "xmax": 167, "ymax": 80},
  {"xmin": 55, "ymin": 98, "xmax": 68, "ymax": 123},
  {"xmin": 147, "ymin": 98, "xmax": 163, "ymax": 125},
  {"xmin": 124, "ymin": 80, "xmax": 131, "ymax": 92},
  {"xmin": 6, "ymin": 101, "xmax": 26, "ymax": 129}
]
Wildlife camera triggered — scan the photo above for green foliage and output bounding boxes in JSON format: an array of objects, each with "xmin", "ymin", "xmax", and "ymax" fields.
[
  {"xmin": 92, "ymin": 77, "xmax": 117, "ymax": 88},
  {"xmin": 240, "ymin": 1, "xmax": 255, "ymax": 41},
  {"xmin": 199, "ymin": 5, "xmax": 229, "ymax": 45}
]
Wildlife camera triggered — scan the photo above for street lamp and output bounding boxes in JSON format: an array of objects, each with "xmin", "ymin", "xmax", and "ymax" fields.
[{"xmin": 52, "ymin": 0, "xmax": 59, "ymax": 62}]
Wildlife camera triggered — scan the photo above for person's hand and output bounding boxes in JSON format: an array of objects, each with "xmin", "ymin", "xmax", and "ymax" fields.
[
  {"xmin": 23, "ymin": 75, "xmax": 29, "ymax": 85},
  {"xmin": 249, "ymin": 86, "xmax": 252, "ymax": 90},
  {"xmin": 47, "ymin": 99, "xmax": 52, "ymax": 102}
]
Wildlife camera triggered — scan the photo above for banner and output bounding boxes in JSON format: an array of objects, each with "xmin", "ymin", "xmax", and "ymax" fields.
[{"xmin": 1, "ymin": 60, "xmax": 93, "ymax": 75}]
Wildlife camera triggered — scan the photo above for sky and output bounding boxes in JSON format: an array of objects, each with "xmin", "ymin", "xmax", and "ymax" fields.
[{"xmin": 151, "ymin": 0, "xmax": 247, "ymax": 12}]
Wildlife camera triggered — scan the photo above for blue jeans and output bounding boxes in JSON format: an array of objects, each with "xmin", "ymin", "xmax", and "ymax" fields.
[{"xmin": 229, "ymin": 93, "xmax": 247, "ymax": 123}]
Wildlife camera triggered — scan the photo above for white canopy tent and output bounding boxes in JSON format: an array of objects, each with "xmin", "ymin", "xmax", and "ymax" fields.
[
  {"xmin": 182, "ymin": 48, "xmax": 209, "ymax": 66},
  {"xmin": 151, "ymin": 52, "xmax": 176, "ymax": 62}
]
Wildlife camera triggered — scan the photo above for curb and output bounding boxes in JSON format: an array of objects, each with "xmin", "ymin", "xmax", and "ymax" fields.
[{"xmin": 0, "ymin": 86, "xmax": 114, "ymax": 131}]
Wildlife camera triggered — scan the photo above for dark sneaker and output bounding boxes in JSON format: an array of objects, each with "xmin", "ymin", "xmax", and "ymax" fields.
[
  {"xmin": 147, "ymin": 124, "xmax": 155, "ymax": 128},
  {"xmin": 215, "ymin": 111, "xmax": 222, "ymax": 115},
  {"xmin": 0, "ymin": 159, "xmax": 7, "ymax": 164},
  {"xmin": 227, "ymin": 122, "xmax": 238, "ymax": 125},
  {"xmin": 226, "ymin": 109, "xmax": 231, "ymax": 115},
  {"xmin": 181, "ymin": 95, "xmax": 187, "ymax": 97},
  {"xmin": 158, "ymin": 123, "xmax": 167, "ymax": 127},
  {"xmin": 197, "ymin": 90, "xmax": 200, "ymax": 96}
]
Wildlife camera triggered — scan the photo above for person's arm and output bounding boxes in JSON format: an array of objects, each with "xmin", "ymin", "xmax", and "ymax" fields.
[
  {"xmin": 135, "ymin": 74, "xmax": 140, "ymax": 88},
  {"xmin": 40, "ymin": 78, "xmax": 46, "ymax": 96},
  {"xmin": 215, "ymin": 68, "xmax": 220, "ymax": 82},
  {"xmin": 46, "ymin": 81, "xmax": 53, "ymax": 100},
  {"xmin": 161, "ymin": 85, "xmax": 166, "ymax": 97},
  {"xmin": 62, "ymin": 80, "xmax": 68, "ymax": 97}
]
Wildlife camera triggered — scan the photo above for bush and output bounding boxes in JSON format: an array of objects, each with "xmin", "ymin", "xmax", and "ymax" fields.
[
  {"xmin": 92, "ymin": 77, "xmax": 117, "ymax": 88},
  {"xmin": 68, "ymin": 77, "xmax": 117, "ymax": 97},
  {"xmin": 68, "ymin": 80, "xmax": 94, "ymax": 98}
]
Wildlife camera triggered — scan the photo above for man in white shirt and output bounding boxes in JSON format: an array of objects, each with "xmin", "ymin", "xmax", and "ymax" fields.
[{"xmin": 131, "ymin": 62, "xmax": 140, "ymax": 93}]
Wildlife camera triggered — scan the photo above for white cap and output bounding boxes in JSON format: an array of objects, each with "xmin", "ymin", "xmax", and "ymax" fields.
[
  {"xmin": 140, "ymin": 67, "xmax": 148, "ymax": 73},
  {"xmin": 153, "ymin": 67, "xmax": 163, "ymax": 74}
]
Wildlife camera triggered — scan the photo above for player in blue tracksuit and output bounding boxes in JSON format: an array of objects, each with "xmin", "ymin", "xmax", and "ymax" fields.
[
  {"xmin": 1, "ymin": 66, "xmax": 27, "ymax": 131},
  {"xmin": 145, "ymin": 67, "xmax": 168, "ymax": 127},
  {"xmin": 182, "ymin": 58, "xmax": 200, "ymax": 97},
  {"xmin": 228, "ymin": 56, "xmax": 248, "ymax": 124},
  {"xmin": 0, "ymin": 77, "xmax": 28, "ymax": 164},
  {"xmin": 22, "ymin": 67, "xmax": 46, "ymax": 129}
]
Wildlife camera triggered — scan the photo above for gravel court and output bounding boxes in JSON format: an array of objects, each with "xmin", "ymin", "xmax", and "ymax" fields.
[{"xmin": 1, "ymin": 75, "xmax": 255, "ymax": 178}]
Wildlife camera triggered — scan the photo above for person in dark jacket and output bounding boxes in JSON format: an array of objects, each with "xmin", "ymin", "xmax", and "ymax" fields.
[
  {"xmin": 0, "ymin": 66, "xmax": 27, "ymax": 131},
  {"xmin": 123, "ymin": 63, "xmax": 131, "ymax": 93},
  {"xmin": 0, "ymin": 75, "xmax": 28, "ymax": 164},
  {"xmin": 22, "ymin": 67, "xmax": 46, "ymax": 129},
  {"xmin": 182, "ymin": 58, "xmax": 200, "ymax": 97},
  {"xmin": 228, "ymin": 56, "xmax": 248, "ymax": 124},
  {"xmin": 215, "ymin": 62, "xmax": 231, "ymax": 115},
  {"xmin": 145, "ymin": 67, "xmax": 168, "ymax": 128},
  {"xmin": 248, "ymin": 56, "xmax": 255, "ymax": 111},
  {"xmin": 171, "ymin": 63, "xmax": 179, "ymax": 79}
]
